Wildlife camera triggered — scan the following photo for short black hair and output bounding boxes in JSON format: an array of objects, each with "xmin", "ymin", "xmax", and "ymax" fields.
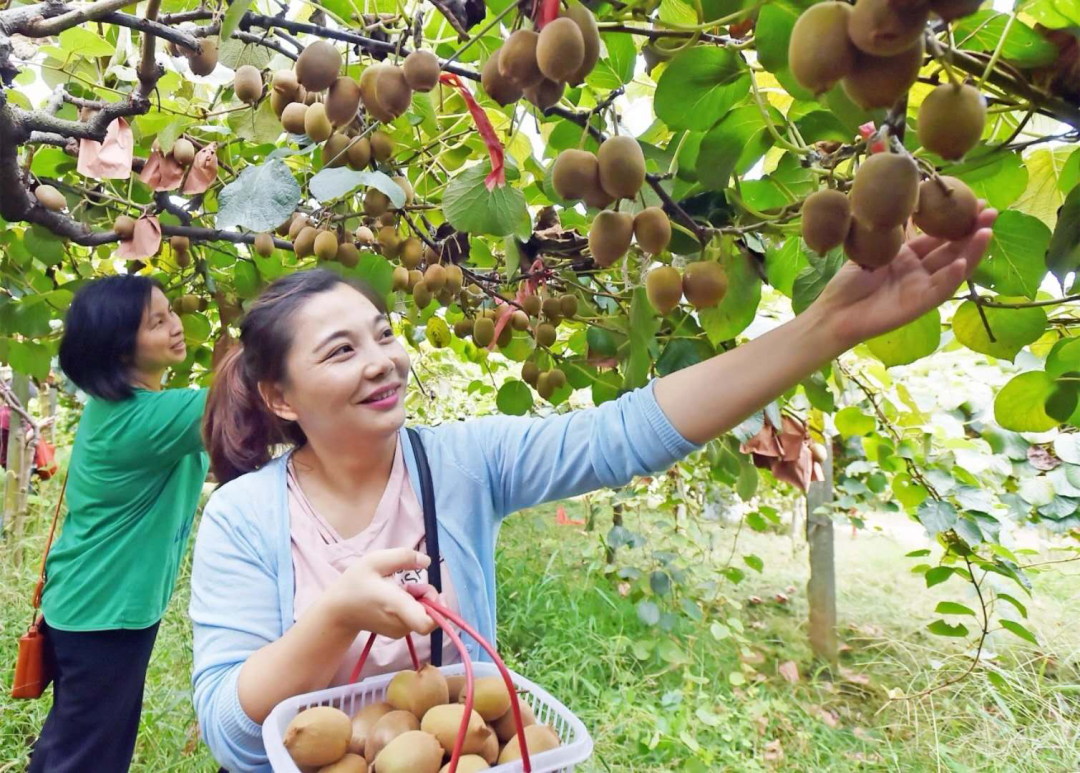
[{"xmin": 59, "ymin": 275, "xmax": 162, "ymax": 401}]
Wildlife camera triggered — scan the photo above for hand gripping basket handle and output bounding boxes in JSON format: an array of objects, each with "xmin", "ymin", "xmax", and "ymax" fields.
[{"xmin": 349, "ymin": 598, "xmax": 533, "ymax": 773}]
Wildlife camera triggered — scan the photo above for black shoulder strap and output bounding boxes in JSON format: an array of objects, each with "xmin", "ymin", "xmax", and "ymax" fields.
[{"xmin": 406, "ymin": 427, "xmax": 443, "ymax": 666}]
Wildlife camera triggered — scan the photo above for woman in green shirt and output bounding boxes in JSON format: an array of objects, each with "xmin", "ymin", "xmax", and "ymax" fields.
[{"xmin": 30, "ymin": 275, "xmax": 210, "ymax": 773}]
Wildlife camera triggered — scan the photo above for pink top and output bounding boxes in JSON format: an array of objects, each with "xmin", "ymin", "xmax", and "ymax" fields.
[{"xmin": 288, "ymin": 445, "xmax": 461, "ymax": 686}]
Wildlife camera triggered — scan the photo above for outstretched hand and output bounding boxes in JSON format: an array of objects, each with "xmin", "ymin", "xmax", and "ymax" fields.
[{"xmin": 812, "ymin": 205, "xmax": 998, "ymax": 350}]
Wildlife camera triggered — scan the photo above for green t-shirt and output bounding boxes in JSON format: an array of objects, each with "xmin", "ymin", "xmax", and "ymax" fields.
[{"xmin": 42, "ymin": 387, "xmax": 209, "ymax": 631}]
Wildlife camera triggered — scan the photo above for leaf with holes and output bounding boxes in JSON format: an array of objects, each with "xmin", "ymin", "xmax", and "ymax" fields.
[{"xmin": 927, "ymin": 619, "xmax": 969, "ymax": 637}]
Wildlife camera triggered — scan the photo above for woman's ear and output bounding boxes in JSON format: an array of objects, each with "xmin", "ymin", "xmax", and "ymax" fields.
[{"xmin": 258, "ymin": 381, "xmax": 299, "ymax": 423}]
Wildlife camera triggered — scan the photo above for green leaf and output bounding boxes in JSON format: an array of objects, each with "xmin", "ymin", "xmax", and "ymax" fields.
[
  {"xmin": 946, "ymin": 152, "xmax": 1028, "ymax": 210},
  {"xmin": 601, "ymin": 32, "xmax": 637, "ymax": 86},
  {"xmin": 697, "ymin": 104, "xmax": 784, "ymax": 190},
  {"xmin": 999, "ymin": 619, "xmax": 1038, "ymax": 645},
  {"xmin": 1060, "ymin": 150, "xmax": 1080, "ymax": 193},
  {"xmin": 928, "ymin": 619, "xmax": 970, "ymax": 637},
  {"xmin": 794, "ymin": 109, "xmax": 851, "ymax": 144},
  {"xmin": 997, "ymin": 592, "xmax": 1028, "ymax": 618},
  {"xmin": 801, "ymin": 371, "xmax": 836, "ymax": 413},
  {"xmin": 218, "ymin": 38, "xmax": 273, "ymax": 70},
  {"xmin": 443, "ymin": 162, "xmax": 528, "ymax": 237},
  {"xmin": 216, "ymin": 159, "xmax": 301, "ymax": 233},
  {"xmin": 654, "ymin": 46, "xmax": 750, "ymax": 132},
  {"xmin": 953, "ymin": 11, "xmax": 1059, "ymax": 68},
  {"xmin": 1047, "ymin": 337, "xmax": 1080, "ymax": 378},
  {"xmin": 952, "ymin": 298, "xmax": 1047, "ymax": 361},
  {"xmin": 182, "ymin": 312, "xmax": 211, "ymax": 345},
  {"xmin": 656, "ymin": 338, "xmax": 711, "ymax": 376},
  {"xmin": 835, "ymin": 406, "xmax": 874, "ymax": 438},
  {"xmin": 756, "ymin": 0, "xmax": 802, "ymax": 72},
  {"xmin": 743, "ymin": 554, "xmax": 764, "ymax": 573},
  {"xmin": 1047, "ymin": 186, "xmax": 1080, "ymax": 281},
  {"xmin": 698, "ymin": 238, "xmax": 762, "ymax": 345},
  {"xmin": 792, "ymin": 249, "xmax": 844, "ymax": 314},
  {"xmin": 736, "ymin": 459, "xmax": 759, "ymax": 500},
  {"xmin": 1012, "ymin": 148, "xmax": 1074, "ymax": 228},
  {"xmin": 228, "ymin": 100, "xmax": 281, "ymax": 145},
  {"xmin": 650, "ymin": 570, "xmax": 672, "ymax": 596},
  {"xmin": 59, "ymin": 27, "xmax": 114, "ymax": 57},
  {"xmin": 994, "ymin": 371, "xmax": 1060, "ymax": 432},
  {"xmin": 973, "ymin": 210, "xmax": 1050, "ymax": 297},
  {"xmin": 1019, "ymin": 0, "xmax": 1080, "ymax": 27},
  {"xmin": 220, "ymin": 0, "xmax": 254, "ymax": 40},
  {"xmin": 637, "ymin": 600, "xmax": 661, "ymax": 626},
  {"xmin": 233, "ymin": 260, "xmax": 261, "ymax": 299},
  {"xmin": 625, "ymin": 287, "xmax": 658, "ymax": 390},
  {"xmin": 157, "ymin": 120, "xmax": 191, "ymax": 154},
  {"xmin": 496, "ymin": 380, "xmax": 533, "ymax": 416},
  {"xmin": 935, "ymin": 601, "xmax": 976, "ymax": 617},
  {"xmin": 866, "ymin": 310, "xmax": 940, "ymax": 367},
  {"xmin": 659, "ymin": 0, "xmax": 698, "ymax": 26},
  {"xmin": 310, "ymin": 167, "xmax": 405, "ymax": 206},
  {"xmin": 24, "ymin": 225, "xmax": 65, "ymax": 266},
  {"xmin": 918, "ymin": 501, "xmax": 959, "ymax": 536}
]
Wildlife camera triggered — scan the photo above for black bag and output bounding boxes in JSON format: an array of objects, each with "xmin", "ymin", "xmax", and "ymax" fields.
[{"xmin": 406, "ymin": 428, "xmax": 443, "ymax": 665}]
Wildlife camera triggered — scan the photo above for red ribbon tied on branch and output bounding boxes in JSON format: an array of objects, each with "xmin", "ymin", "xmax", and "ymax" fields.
[
  {"xmin": 539, "ymin": 0, "xmax": 560, "ymax": 27},
  {"xmin": 439, "ymin": 72, "xmax": 505, "ymax": 191}
]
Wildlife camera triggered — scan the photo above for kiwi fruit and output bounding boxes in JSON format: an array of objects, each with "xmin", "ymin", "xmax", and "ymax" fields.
[
  {"xmin": 493, "ymin": 700, "xmax": 537, "ymax": 743},
  {"xmin": 373, "ymin": 730, "xmax": 443, "ymax": 773},
  {"xmin": 253, "ymin": 232, "xmax": 275, "ymax": 257},
  {"xmin": 501, "ymin": 30, "xmax": 544, "ymax": 88},
  {"xmin": 283, "ymin": 706, "xmax": 352, "ymax": 767},
  {"xmin": 281, "ymin": 102, "xmax": 308, "ymax": 135},
  {"xmin": 547, "ymin": 368, "xmax": 567, "ymax": 389},
  {"xmin": 421, "ymin": 704, "xmax": 494, "ymax": 757},
  {"xmin": 370, "ymin": 131, "xmax": 394, "ymax": 162},
  {"xmin": 481, "ymin": 50, "xmax": 524, "ymax": 106},
  {"xmin": 848, "ymin": 0, "xmax": 928, "ymax": 56},
  {"xmin": 318, "ymin": 753, "xmax": 368, "ymax": 773},
  {"xmin": 565, "ymin": 4, "xmax": 601, "ymax": 86},
  {"xmin": 304, "ymin": 103, "xmax": 333, "ymax": 142},
  {"xmin": 413, "ymin": 281, "xmax": 432, "ymax": 309},
  {"xmin": 34, "ymin": 185, "xmax": 65, "ymax": 211},
  {"xmin": 326, "ymin": 76, "xmax": 362, "ymax": 127},
  {"xmin": 633, "ymin": 207, "xmax": 671, "ymax": 254},
  {"xmin": 473, "ymin": 317, "xmax": 496, "ymax": 347},
  {"xmin": 176, "ymin": 294, "xmax": 201, "ymax": 314},
  {"xmin": 403, "ymin": 50, "xmax": 441, "ymax": 91},
  {"xmin": 392, "ymin": 176, "xmax": 414, "ymax": 207},
  {"xmin": 560, "ymin": 294, "xmax": 578, "ymax": 318},
  {"xmin": 375, "ymin": 66, "xmax": 412, "ymax": 119},
  {"xmin": 542, "ymin": 297, "xmax": 562, "ymax": 320},
  {"xmin": 234, "ymin": 65, "xmax": 263, "ymax": 103},
  {"xmin": 552, "ymin": 149, "xmax": 600, "ymax": 203},
  {"xmin": 521, "ymin": 361, "xmax": 541, "ymax": 386},
  {"xmin": 346, "ymin": 137, "xmax": 372, "ymax": 170},
  {"xmin": 917, "ymin": 83, "xmax": 986, "ymax": 160},
  {"xmin": 683, "ymin": 261, "xmax": 727, "ymax": 309},
  {"xmin": 378, "ymin": 226, "xmax": 400, "ymax": 257},
  {"xmin": 187, "ymin": 38, "xmax": 218, "ymax": 76},
  {"xmin": 379, "ymin": 212, "xmax": 397, "ymax": 228},
  {"xmin": 360, "ymin": 65, "xmax": 397, "ymax": 123},
  {"xmin": 114, "ymin": 214, "xmax": 136, "ymax": 238},
  {"xmin": 365, "ymin": 189, "xmax": 391, "ymax": 217},
  {"xmin": 273, "ymin": 68, "xmax": 299, "ymax": 97},
  {"xmin": 929, "ymin": 0, "xmax": 983, "ymax": 20},
  {"xmin": 288, "ymin": 214, "xmax": 310, "ymax": 240},
  {"xmin": 842, "ymin": 37, "xmax": 924, "ymax": 109},
  {"xmin": 498, "ymin": 724, "xmax": 561, "ymax": 764},
  {"xmin": 172, "ymin": 138, "xmax": 195, "ymax": 166},
  {"xmin": 496, "ymin": 317, "xmax": 514, "ymax": 347},
  {"xmin": 408, "ymin": 269, "xmax": 424, "ymax": 291},
  {"xmin": 392, "ymin": 266, "xmax": 411, "ymax": 291},
  {"xmin": 534, "ymin": 323, "xmax": 556, "ymax": 349},
  {"xmin": 537, "ymin": 17, "xmax": 585, "ymax": 84},
  {"xmin": 597, "ymin": 136, "xmax": 646, "ymax": 199},
  {"xmin": 523, "ymin": 294, "xmax": 542, "ymax": 317},
  {"xmin": 912, "ymin": 176, "xmax": 978, "ymax": 240},
  {"xmin": 322, "ymin": 133, "xmax": 351, "ymax": 168},
  {"xmin": 354, "ymin": 225, "xmax": 375, "ymax": 246},
  {"xmin": 337, "ymin": 242, "xmax": 360, "ymax": 268},
  {"xmin": 444, "ymin": 264, "xmax": 464, "ymax": 294},
  {"xmin": 363, "ymin": 710, "xmax": 420, "ymax": 763},
  {"xmin": 303, "ymin": 86, "xmax": 316, "ymax": 105},
  {"xmin": 789, "ymin": 2, "xmax": 858, "ymax": 94},
  {"xmin": 801, "ymin": 189, "xmax": 852, "ymax": 254},
  {"xmin": 400, "ymin": 237, "xmax": 424, "ymax": 268},
  {"xmin": 525, "ymin": 78, "xmax": 565, "ymax": 110},
  {"xmin": 589, "ymin": 210, "xmax": 634, "ymax": 267},
  {"xmin": 438, "ymin": 755, "xmax": 490, "ymax": 773},
  {"xmin": 296, "ymin": 40, "xmax": 342, "ymax": 92},
  {"xmin": 170, "ymin": 235, "xmax": 190, "ymax": 254},
  {"xmin": 507, "ymin": 310, "xmax": 528, "ymax": 331},
  {"xmin": 850, "ymin": 152, "xmax": 919, "ymax": 228},
  {"xmin": 294, "ymin": 226, "xmax": 319, "ymax": 258},
  {"xmin": 271, "ymin": 89, "xmax": 294, "ymax": 117},
  {"xmin": 582, "ymin": 182, "xmax": 616, "ymax": 210},
  {"xmin": 424, "ymin": 263, "xmax": 447, "ymax": 293},
  {"xmin": 314, "ymin": 230, "xmax": 339, "ymax": 261},
  {"xmin": 844, "ymin": 219, "xmax": 903, "ymax": 268},
  {"xmin": 645, "ymin": 266, "xmax": 683, "ymax": 314}
]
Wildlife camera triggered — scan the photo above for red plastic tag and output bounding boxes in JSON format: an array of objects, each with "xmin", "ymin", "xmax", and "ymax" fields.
[{"xmin": 439, "ymin": 73, "xmax": 506, "ymax": 190}]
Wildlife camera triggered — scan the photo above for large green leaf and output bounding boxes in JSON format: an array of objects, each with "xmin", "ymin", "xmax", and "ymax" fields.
[
  {"xmin": 973, "ymin": 210, "xmax": 1050, "ymax": 297},
  {"xmin": 1020, "ymin": 0, "xmax": 1080, "ymax": 27},
  {"xmin": 697, "ymin": 104, "xmax": 784, "ymax": 190},
  {"xmin": 954, "ymin": 11, "xmax": 1060, "ymax": 67},
  {"xmin": 496, "ymin": 380, "xmax": 533, "ymax": 415},
  {"xmin": 698, "ymin": 238, "xmax": 762, "ymax": 346},
  {"xmin": 215, "ymin": 159, "xmax": 301, "ymax": 233},
  {"xmin": 946, "ymin": 152, "xmax": 1028, "ymax": 210},
  {"xmin": 1012, "ymin": 148, "xmax": 1073, "ymax": 228},
  {"xmin": 654, "ymin": 47, "xmax": 750, "ymax": 132},
  {"xmin": 7, "ymin": 339, "xmax": 52, "ymax": 381},
  {"xmin": 625, "ymin": 287, "xmax": 658, "ymax": 390},
  {"xmin": 1047, "ymin": 187, "xmax": 1080, "ymax": 281},
  {"xmin": 59, "ymin": 27, "xmax": 114, "ymax": 57},
  {"xmin": 590, "ymin": 32, "xmax": 637, "ymax": 89},
  {"xmin": 756, "ymin": 0, "xmax": 801, "ymax": 72},
  {"xmin": 220, "ymin": 0, "xmax": 254, "ymax": 40},
  {"xmin": 443, "ymin": 162, "xmax": 529, "ymax": 238},
  {"xmin": 766, "ymin": 238, "xmax": 811, "ymax": 298},
  {"xmin": 835, "ymin": 406, "xmax": 875, "ymax": 438},
  {"xmin": 228, "ymin": 100, "xmax": 282, "ymax": 146},
  {"xmin": 792, "ymin": 249, "xmax": 844, "ymax": 314},
  {"xmin": 952, "ymin": 298, "xmax": 1047, "ymax": 361},
  {"xmin": 310, "ymin": 167, "xmax": 405, "ymax": 206},
  {"xmin": 994, "ymin": 371, "xmax": 1060, "ymax": 431},
  {"xmin": 918, "ymin": 500, "xmax": 958, "ymax": 535},
  {"xmin": 1047, "ymin": 336, "xmax": 1080, "ymax": 378},
  {"xmin": 866, "ymin": 310, "xmax": 940, "ymax": 368}
]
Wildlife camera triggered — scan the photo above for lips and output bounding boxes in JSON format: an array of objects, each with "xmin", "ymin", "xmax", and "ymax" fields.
[{"xmin": 361, "ymin": 385, "xmax": 399, "ymax": 404}]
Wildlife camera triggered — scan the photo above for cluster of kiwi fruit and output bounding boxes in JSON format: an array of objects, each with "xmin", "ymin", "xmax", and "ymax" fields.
[
  {"xmin": 645, "ymin": 262, "xmax": 727, "ymax": 315},
  {"xmin": 168, "ymin": 34, "xmax": 219, "ymax": 77},
  {"xmin": 456, "ymin": 290, "xmax": 576, "ymax": 356},
  {"xmin": 392, "ymin": 244, "xmax": 466, "ymax": 310},
  {"xmin": 480, "ymin": 6, "xmax": 599, "ymax": 110},
  {"xmin": 282, "ymin": 666, "xmax": 561, "ymax": 772}
]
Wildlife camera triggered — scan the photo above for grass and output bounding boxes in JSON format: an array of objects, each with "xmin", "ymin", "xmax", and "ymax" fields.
[{"xmin": 2, "ymin": 487, "xmax": 1079, "ymax": 771}]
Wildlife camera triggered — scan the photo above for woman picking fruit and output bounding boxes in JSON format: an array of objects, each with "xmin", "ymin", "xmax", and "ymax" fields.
[
  {"xmin": 191, "ymin": 209, "xmax": 995, "ymax": 771},
  {"xmin": 30, "ymin": 276, "xmax": 209, "ymax": 772}
]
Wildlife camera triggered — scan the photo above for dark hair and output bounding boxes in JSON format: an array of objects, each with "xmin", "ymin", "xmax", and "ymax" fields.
[
  {"xmin": 204, "ymin": 268, "xmax": 388, "ymax": 485},
  {"xmin": 58, "ymin": 275, "xmax": 162, "ymax": 401}
]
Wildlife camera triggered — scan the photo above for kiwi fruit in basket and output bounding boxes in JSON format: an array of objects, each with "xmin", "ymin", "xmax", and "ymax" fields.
[
  {"xmin": 493, "ymin": 698, "xmax": 536, "ymax": 742},
  {"xmin": 497, "ymin": 723, "xmax": 562, "ymax": 764},
  {"xmin": 372, "ymin": 729, "xmax": 444, "ymax": 773},
  {"xmin": 421, "ymin": 703, "xmax": 495, "ymax": 759},
  {"xmin": 347, "ymin": 701, "xmax": 392, "ymax": 755},
  {"xmin": 438, "ymin": 755, "xmax": 490, "ymax": 772},
  {"xmin": 317, "ymin": 752, "xmax": 368, "ymax": 772},
  {"xmin": 457, "ymin": 676, "xmax": 511, "ymax": 722},
  {"xmin": 363, "ymin": 709, "xmax": 419, "ymax": 762},
  {"xmin": 283, "ymin": 705, "xmax": 353, "ymax": 767}
]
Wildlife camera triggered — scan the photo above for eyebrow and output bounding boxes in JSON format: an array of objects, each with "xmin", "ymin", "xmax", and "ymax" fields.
[{"xmin": 314, "ymin": 315, "xmax": 389, "ymax": 352}]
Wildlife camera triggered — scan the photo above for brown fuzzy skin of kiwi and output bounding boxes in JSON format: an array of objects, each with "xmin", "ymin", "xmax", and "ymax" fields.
[
  {"xmin": 296, "ymin": 40, "xmax": 342, "ymax": 92},
  {"xmin": 420, "ymin": 704, "xmax": 493, "ymax": 757},
  {"xmin": 801, "ymin": 189, "xmax": 853, "ymax": 254},
  {"xmin": 560, "ymin": 294, "xmax": 579, "ymax": 318},
  {"xmin": 337, "ymin": 242, "xmax": 360, "ymax": 268},
  {"xmin": 326, "ymin": 76, "xmax": 362, "ymax": 127},
  {"xmin": 273, "ymin": 69, "xmax": 299, "ymax": 97},
  {"xmin": 317, "ymin": 752, "xmax": 368, "ymax": 773},
  {"xmin": 597, "ymin": 136, "xmax": 646, "ymax": 199},
  {"xmin": 424, "ymin": 263, "xmax": 447, "ymax": 292},
  {"xmin": 589, "ymin": 210, "xmax": 634, "ymax": 267},
  {"xmin": 536, "ymin": 17, "xmax": 586, "ymax": 84},
  {"xmin": 492, "ymin": 699, "xmax": 537, "ymax": 743},
  {"xmin": 172, "ymin": 138, "xmax": 195, "ymax": 166},
  {"xmin": 682, "ymin": 261, "xmax": 728, "ymax": 309},
  {"xmin": 234, "ymin": 65, "xmax": 263, "ymax": 103},
  {"xmin": 283, "ymin": 706, "xmax": 352, "ymax": 767},
  {"xmin": 521, "ymin": 361, "xmax": 540, "ymax": 386},
  {"xmin": 363, "ymin": 711, "xmax": 419, "ymax": 763},
  {"xmin": 841, "ymin": 37, "xmax": 924, "ymax": 109},
  {"xmin": 403, "ymin": 50, "xmax": 441, "ymax": 92},
  {"xmin": 565, "ymin": 5, "xmax": 601, "ymax": 86},
  {"xmin": 917, "ymin": 83, "xmax": 986, "ymax": 161},
  {"xmin": 114, "ymin": 215, "xmax": 136, "ymax": 238},
  {"xmin": 536, "ymin": 323, "xmax": 557, "ymax": 348},
  {"xmin": 370, "ymin": 131, "xmax": 394, "ymax": 162},
  {"xmin": 913, "ymin": 176, "xmax": 978, "ymax": 240},
  {"xmin": 34, "ymin": 185, "xmax": 65, "ymax": 211},
  {"xmin": 377, "ymin": 226, "xmax": 400, "ymax": 257},
  {"xmin": 392, "ymin": 265, "xmax": 410, "ymax": 291},
  {"xmin": 536, "ymin": 371, "xmax": 554, "ymax": 399},
  {"xmin": 844, "ymin": 220, "xmax": 904, "ymax": 268},
  {"xmin": 510, "ymin": 310, "xmax": 530, "ymax": 330},
  {"xmin": 524, "ymin": 78, "xmax": 565, "ymax": 110},
  {"xmin": 789, "ymin": 3, "xmax": 858, "ymax": 95},
  {"xmin": 473, "ymin": 317, "xmax": 496, "ymax": 347},
  {"xmin": 271, "ymin": 89, "xmax": 294, "ymax": 118},
  {"xmin": 281, "ymin": 102, "xmax": 308, "ymax": 135},
  {"xmin": 551, "ymin": 149, "xmax": 600, "ymax": 202},
  {"xmin": 373, "ymin": 730, "xmax": 443, "ymax": 773},
  {"xmin": 482, "ymin": 50, "xmax": 524, "ymax": 106},
  {"xmin": 288, "ymin": 214, "xmax": 310, "ymax": 240},
  {"xmin": 314, "ymin": 230, "xmax": 339, "ymax": 261},
  {"xmin": 359, "ymin": 65, "xmax": 397, "ymax": 123},
  {"xmin": 375, "ymin": 66, "xmax": 412, "ymax": 119},
  {"xmin": 304, "ymin": 103, "xmax": 333, "ymax": 142},
  {"xmin": 400, "ymin": 237, "xmax": 424, "ymax": 269},
  {"xmin": 498, "ymin": 725, "xmax": 561, "ymax": 764},
  {"xmin": 253, "ymin": 233, "xmax": 275, "ymax": 257},
  {"xmin": 848, "ymin": 0, "xmax": 929, "ymax": 56},
  {"xmin": 187, "ymin": 38, "xmax": 218, "ymax": 76},
  {"xmin": 364, "ymin": 189, "xmax": 391, "ymax": 218},
  {"xmin": 633, "ymin": 207, "xmax": 672, "ymax": 254},
  {"xmin": 322, "ymin": 134, "xmax": 351, "ymax": 168},
  {"xmin": 851, "ymin": 152, "xmax": 919, "ymax": 229},
  {"xmin": 170, "ymin": 235, "xmax": 190, "ymax": 253},
  {"xmin": 646, "ymin": 266, "xmax": 683, "ymax": 314},
  {"xmin": 499, "ymin": 30, "xmax": 544, "ymax": 89},
  {"xmin": 293, "ymin": 226, "xmax": 319, "ymax": 258},
  {"xmin": 929, "ymin": 0, "xmax": 983, "ymax": 21},
  {"xmin": 542, "ymin": 297, "xmax": 562, "ymax": 320},
  {"xmin": 347, "ymin": 137, "xmax": 372, "ymax": 170},
  {"xmin": 523, "ymin": 294, "xmax": 542, "ymax": 317},
  {"xmin": 454, "ymin": 318, "xmax": 475, "ymax": 338},
  {"xmin": 438, "ymin": 755, "xmax": 490, "ymax": 773},
  {"xmin": 445, "ymin": 264, "xmax": 463, "ymax": 294}
]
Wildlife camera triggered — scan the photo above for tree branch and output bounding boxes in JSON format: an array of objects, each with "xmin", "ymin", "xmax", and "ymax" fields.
[{"xmin": 28, "ymin": 0, "xmax": 140, "ymax": 36}]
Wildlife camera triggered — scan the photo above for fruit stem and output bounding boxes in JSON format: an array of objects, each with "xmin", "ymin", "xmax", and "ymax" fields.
[
  {"xmin": 967, "ymin": 282, "xmax": 996, "ymax": 343},
  {"xmin": 748, "ymin": 69, "xmax": 807, "ymax": 155},
  {"xmin": 976, "ymin": 12, "xmax": 1016, "ymax": 92}
]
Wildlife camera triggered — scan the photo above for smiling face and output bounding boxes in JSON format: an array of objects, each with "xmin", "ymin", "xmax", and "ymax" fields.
[
  {"xmin": 131, "ymin": 286, "xmax": 187, "ymax": 376},
  {"xmin": 261, "ymin": 283, "xmax": 410, "ymax": 446}
]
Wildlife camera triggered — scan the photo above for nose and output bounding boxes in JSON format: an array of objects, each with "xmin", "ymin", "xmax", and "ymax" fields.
[{"xmin": 360, "ymin": 345, "xmax": 396, "ymax": 381}]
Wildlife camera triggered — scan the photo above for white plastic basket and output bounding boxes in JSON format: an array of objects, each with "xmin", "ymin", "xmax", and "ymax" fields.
[{"xmin": 262, "ymin": 661, "xmax": 594, "ymax": 772}]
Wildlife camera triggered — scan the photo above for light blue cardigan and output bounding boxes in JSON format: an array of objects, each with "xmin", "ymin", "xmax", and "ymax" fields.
[{"xmin": 189, "ymin": 380, "xmax": 699, "ymax": 771}]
